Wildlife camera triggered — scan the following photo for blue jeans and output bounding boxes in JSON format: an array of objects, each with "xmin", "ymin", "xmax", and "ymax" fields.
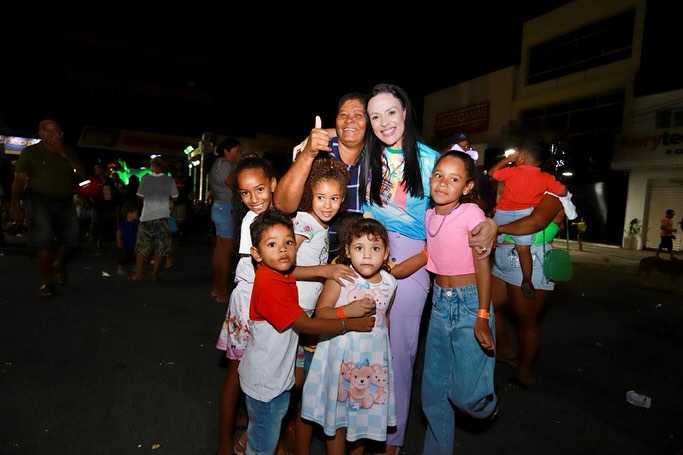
[
  {"xmin": 422, "ymin": 283, "xmax": 498, "ymax": 454},
  {"xmin": 245, "ymin": 390, "xmax": 291, "ymax": 455}
]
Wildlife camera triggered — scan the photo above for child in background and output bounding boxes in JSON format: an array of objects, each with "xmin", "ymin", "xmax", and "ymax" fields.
[
  {"xmin": 301, "ymin": 218, "xmax": 397, "ymax": 455},
  {"xmin": 116, "ymin": 204, "xmax": 139, "ymax": 276},
  {"xmin": 391, "ymin": 150, "xmax": 498, "ymax": 454},
  {"xmin": 130, "ymin": 157, "xmax": 178, "ymax": 282},
  {"xmin": 571, "ymin": 216, "xmax": 587, "ymax": 251},
  {"xmin": 74, "ymin": 193, "xmax": 92, "ymax": 242},
  {"xmin": 290, "ymin": 157, "xmax": 350, "ymax": 454},
  {"xmin": 239, "ymin": 209, "xmax": 375, "ymax": 455},
  {"xmin": 489, "ymin": 138, "xmax": 567, "ymax": 298}
]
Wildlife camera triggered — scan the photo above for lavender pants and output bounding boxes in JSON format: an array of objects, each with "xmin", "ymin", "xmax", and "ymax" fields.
[{"xmin": 386, "ymin": 231, "xmax": 430, "ymax": 447}]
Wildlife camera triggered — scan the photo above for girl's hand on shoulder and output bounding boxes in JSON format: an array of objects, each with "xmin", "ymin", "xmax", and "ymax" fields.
[
  {"xmin": 474, "ymin": 321, "xmax": 494, "ymax": 351},
  {"xmin": 324, "ymin": 264, "xmax": 358, "ymax": 286},
  {"xmin": 469, "ymin": 218, "xmax": 496, "ymax": 259},
  {"xmin": 347, "ymin": 316, "xmax": 375, "ymax": 333},
  {"xmin": 344, "ymin": 296, "xmax": 376, "ymax": 318}
]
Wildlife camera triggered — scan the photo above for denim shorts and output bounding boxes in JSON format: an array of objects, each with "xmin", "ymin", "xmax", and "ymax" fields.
[
  {"xmin": 491, "ymin": 243, "xmax": 555, "ymax": 291},
  {"xmin": 211, "ymin": 202, "xmax": 235, "ymax": 239},
  {"xmin": 27, "ymin": 192, "xmax": 80, "ymax": 249},
  {"xmin": 494, "ymin": 208, "xmax": 535, "ymax": 245}
]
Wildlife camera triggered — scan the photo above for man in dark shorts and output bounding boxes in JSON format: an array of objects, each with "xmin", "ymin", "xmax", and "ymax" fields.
[
  {"xmin": 656, "ymin": 209, "xmax": 677, "ymax": 259},
  {"xmin": 10, "ymin": 119, "xmax": 85, "ymax": 297}
]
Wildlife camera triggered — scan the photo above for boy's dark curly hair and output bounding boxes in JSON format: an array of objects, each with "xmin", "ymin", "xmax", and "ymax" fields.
[
  {"xmin": 335, "ymin": 217, "xmax": 391, "ymax": 272},
  {"xmin": 297, "ymin": 156, "xmax": 350, "ymax": 214},
  {"xmin": 249, "ymin": 208, "xmax": 294, "ymax": 248}
]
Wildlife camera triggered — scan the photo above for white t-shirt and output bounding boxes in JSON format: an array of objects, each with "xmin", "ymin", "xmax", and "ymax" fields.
[
  {"xmin": 293, "ymin": 211, "xmax": 329, "ymax": 312},
  {"xmin": 238, "ymin": 267, "xmax": 300, "ymax": 402},
  {"xmin": 239, "ymin": 318, "xmax": 299, "ymax": 402},
  {"xmin": 234, "ymin": 210, "xmax": 258, "ymax": 284},
  {"xmin": 137, "ymin": 173, "xmax": 178, "ymax": 222}
]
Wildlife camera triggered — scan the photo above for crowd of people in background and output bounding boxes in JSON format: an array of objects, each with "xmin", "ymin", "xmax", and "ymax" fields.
[{"xmin": 7, "ymin": 80, "xmax": 671, "ymax": 454}]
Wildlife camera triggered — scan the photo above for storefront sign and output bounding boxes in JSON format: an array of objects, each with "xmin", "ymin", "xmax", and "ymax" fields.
[
  {"xmin": 78, "ymin": 127, "xmax": 196, "ymax": 157},
  {"xmin": 612, "ymin": 128, "xmax": 683, "ymax": 169},
  {"xmin": 0, "ymin": 135, "xmax": 40, "ymax": 153},
  {"xmin": 620, "ymin": 131, "xmax": 683, "ymax": 152},
  {"xmin": 434, "ymin": 102, "xmax": 490, "ymax": 137}
]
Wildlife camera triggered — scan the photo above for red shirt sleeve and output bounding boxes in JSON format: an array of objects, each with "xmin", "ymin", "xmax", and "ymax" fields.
[
  {"xmin": 544, "ymin": 173, "xmax": 567, "ymax": 195},
  {"xmin": 250, "ymin": 265, "xmax": 302, "ymax": 331},
  {"xmin": 491, "ymin": 166, "xmax": 513, "ymax": 181}
]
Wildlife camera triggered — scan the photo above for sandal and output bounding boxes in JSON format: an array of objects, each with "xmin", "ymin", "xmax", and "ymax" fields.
[
  {"xmin": 54, "ymin": 263, "xmax": 68, "ymax": 285},
  {"xmin": 39, "ymin": 284, "xmax": 56, "ymax": 297},
  {"xmin": 496, "ymin": 356, "xmax": 519, "ymax": 369},
  {"xmin": 507, "ymin": 376, "xmax": 534, "ymax": 390},
  {"xmin": 234, "ymin": 431, "xmax": 247, "ymax": 455},
  {"xmin": 56, "ymin": 271, "xmax": 68, "ymax": 285}
]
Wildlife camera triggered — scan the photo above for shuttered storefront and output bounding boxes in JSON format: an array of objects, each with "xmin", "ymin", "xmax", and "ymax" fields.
[{"xmin": 644, "ymin": 179, "xmax": 683, "ymax": 251}]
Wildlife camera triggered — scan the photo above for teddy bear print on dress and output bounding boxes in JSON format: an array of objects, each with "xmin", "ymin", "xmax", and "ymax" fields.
[{"xmin": 300, "ymin": 271, "xmax": 397, "ymax": 442}]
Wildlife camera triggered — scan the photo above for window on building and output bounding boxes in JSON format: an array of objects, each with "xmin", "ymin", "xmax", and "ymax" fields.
[
  {"xmin": 520, "ymin": 93, "xmax": 624, "ymax": 182},
  {"xmin": 521, "ymin": 92, "xmax": 624, "ymax": 137},
  {"xmin": 656, "ymin": 109, "xmax": 672, "ymax": 129},
  {"xmin": 527, "ymin": 10, "xmax": 635, "ymax": 85},
  {"xmin": 655, "ymin": 109, "xmax": 683, "ymax": 129},
  {"xmin": 673, "ymin": 109, "xmax": 683, "ymax": 127}
]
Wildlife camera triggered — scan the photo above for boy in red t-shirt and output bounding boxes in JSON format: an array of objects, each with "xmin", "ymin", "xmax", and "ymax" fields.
[
  {"xmin": 237, "ymin": 209, "xmax": 375, "ymax": 454},
  {"xmin": 490, "ymin": 139, "xmax": 567, "ymax": 298}
]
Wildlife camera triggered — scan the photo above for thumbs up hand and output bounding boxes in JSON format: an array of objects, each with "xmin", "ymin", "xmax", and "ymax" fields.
[{"xmin": 300, "ymin": 115, "xmax": 332, "ymax": 159}]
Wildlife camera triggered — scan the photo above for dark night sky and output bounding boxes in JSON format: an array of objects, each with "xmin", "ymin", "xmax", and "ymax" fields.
[{"xmin": 3, "ymin": 2, "xmax": 581, "ymax": 145}]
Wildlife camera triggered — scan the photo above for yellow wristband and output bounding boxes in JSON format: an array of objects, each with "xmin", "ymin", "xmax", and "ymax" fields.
[{"xmin": 477, "ymin": 309, "xmax": 490, "ymax": 320}]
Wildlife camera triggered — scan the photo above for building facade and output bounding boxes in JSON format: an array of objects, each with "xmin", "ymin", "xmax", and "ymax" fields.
[
  {"xmin": 613, "ymin": 89, "xmax": 683, "ymax": 251},
  {"xmin": 423, "ymin": 0, "xmax": 656, "ymax": 247}
]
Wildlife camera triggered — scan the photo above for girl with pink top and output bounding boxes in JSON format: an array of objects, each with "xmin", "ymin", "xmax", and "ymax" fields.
[{"xmin": 391, "ymin": 150, "xmax": 498, "ymax": 453}]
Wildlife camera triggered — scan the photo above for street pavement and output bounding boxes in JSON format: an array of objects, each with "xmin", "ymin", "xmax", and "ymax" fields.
[{"xmin": 1, "ymin": 233, "xmax": 681, "ymax": 455}]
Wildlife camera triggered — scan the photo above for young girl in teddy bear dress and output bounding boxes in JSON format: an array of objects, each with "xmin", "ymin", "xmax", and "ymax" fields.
[{"xmin": 301, "ymin": 217, "xmax": 397, "ymax": 454}]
